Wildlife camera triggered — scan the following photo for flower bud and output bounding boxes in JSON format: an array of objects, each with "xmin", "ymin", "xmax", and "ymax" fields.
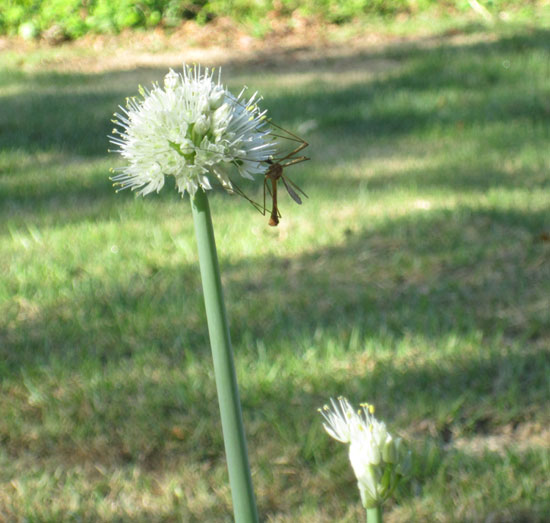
[
  {"xmin": 178, "ymin": 139, "xmax": 194, "ymax": 156},
  {"xmin": 197, "ymin": 96, "xmax": 210, "ymax": 115},
  {"xmin": 212, "ymin": 103, "xmax": 231, "ymax": 135},
  {"xmin": 382, "ymin": 436, "xmax": 397, "ymax": 464},
  {"xmin": 194, "ymin": 114, "xmax": 211, "ymax": 138},
  {"xmin": 209, "ymin": 86, "xmax": 226, "ymax": 109},
  {"xmin": 164, "ymin": 70, "xmax": 179, "ymax": 90}
]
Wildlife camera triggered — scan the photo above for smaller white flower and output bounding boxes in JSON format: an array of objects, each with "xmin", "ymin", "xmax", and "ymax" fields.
[{"xmin": 319, "ymin": 397, "xmax": 410, "ymax": 509}]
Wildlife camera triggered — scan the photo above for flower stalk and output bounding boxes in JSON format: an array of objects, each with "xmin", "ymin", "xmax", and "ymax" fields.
[
  {"xmin": 191, "ymin": 188, "xmax": 259, "ymax": 523},
  {"xmin": 367, "ymin": 506, "xmax": 383, "ymax": 523}
]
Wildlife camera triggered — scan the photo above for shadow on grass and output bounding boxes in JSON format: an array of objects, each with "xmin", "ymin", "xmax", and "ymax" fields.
[{"xmin": 3, "ymin": 200, "xmax": 548, "ymax": 383}]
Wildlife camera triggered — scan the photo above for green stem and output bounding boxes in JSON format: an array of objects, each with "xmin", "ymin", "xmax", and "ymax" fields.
[
  {"xmin": 191, "ymin": 189, "xmax": 259, "ymax": 523},
  {"xmin": 367, "ymin": 506, "xmax": 383, "ymax": 523}
]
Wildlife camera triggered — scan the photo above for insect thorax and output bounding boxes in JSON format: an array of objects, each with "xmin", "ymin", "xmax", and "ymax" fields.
[{"xmin": 266, "ymin": 163, "xmax": 283, "ymax": 180}]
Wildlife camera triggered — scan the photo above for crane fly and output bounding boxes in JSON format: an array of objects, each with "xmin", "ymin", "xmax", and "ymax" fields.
[
  {"xmin": 264, "ymin": 137, "xmax": 309, "ymax": 226},
  {"xmin": 228, "ymin": 117, "xmax": 309, "ymax": 226}
]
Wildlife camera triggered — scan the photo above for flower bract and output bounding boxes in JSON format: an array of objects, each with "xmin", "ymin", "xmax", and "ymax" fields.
[{"xmin": 109, "ymin": 65, "xmax": 276, "ymax": 197}]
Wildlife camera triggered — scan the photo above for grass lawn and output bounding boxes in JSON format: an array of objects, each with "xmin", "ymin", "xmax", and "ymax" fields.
[{"xmin": 1, "ymin": 13, "xmax": 550, "ymax": 522}]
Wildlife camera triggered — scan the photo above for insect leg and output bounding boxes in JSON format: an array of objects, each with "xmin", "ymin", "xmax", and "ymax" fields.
[{"xmin": 229, "ymin": 180, "xmax": 266, "ymax": 215}]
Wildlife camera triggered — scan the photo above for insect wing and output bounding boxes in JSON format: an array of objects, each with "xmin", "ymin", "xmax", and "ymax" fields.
[
  {"xmin": 281, "ymin": 176, "xmax": 302, "ymax": 205},
  {"xmin": 282, "ymin": 170, "xmax": 309, "ymax": 199}
]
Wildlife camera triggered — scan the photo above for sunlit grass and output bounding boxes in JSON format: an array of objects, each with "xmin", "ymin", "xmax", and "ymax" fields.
[{"xmin": 1, "ymin": 18, "xmax": 550, "ymax": 521}]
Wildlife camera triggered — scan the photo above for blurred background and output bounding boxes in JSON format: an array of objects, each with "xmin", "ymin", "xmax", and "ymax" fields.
[{"xmin": 1, "ymin": 0, "xmax": 549, "ymax": 521}]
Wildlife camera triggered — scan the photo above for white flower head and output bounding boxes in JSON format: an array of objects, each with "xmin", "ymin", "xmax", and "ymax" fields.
[
  {"xmin": 319, "ymin": 397, "xmax": 411, "ymax": 508},
  {"xmin": 109, "ymin": 64, "xmax": 276, "ymax": 198}
]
